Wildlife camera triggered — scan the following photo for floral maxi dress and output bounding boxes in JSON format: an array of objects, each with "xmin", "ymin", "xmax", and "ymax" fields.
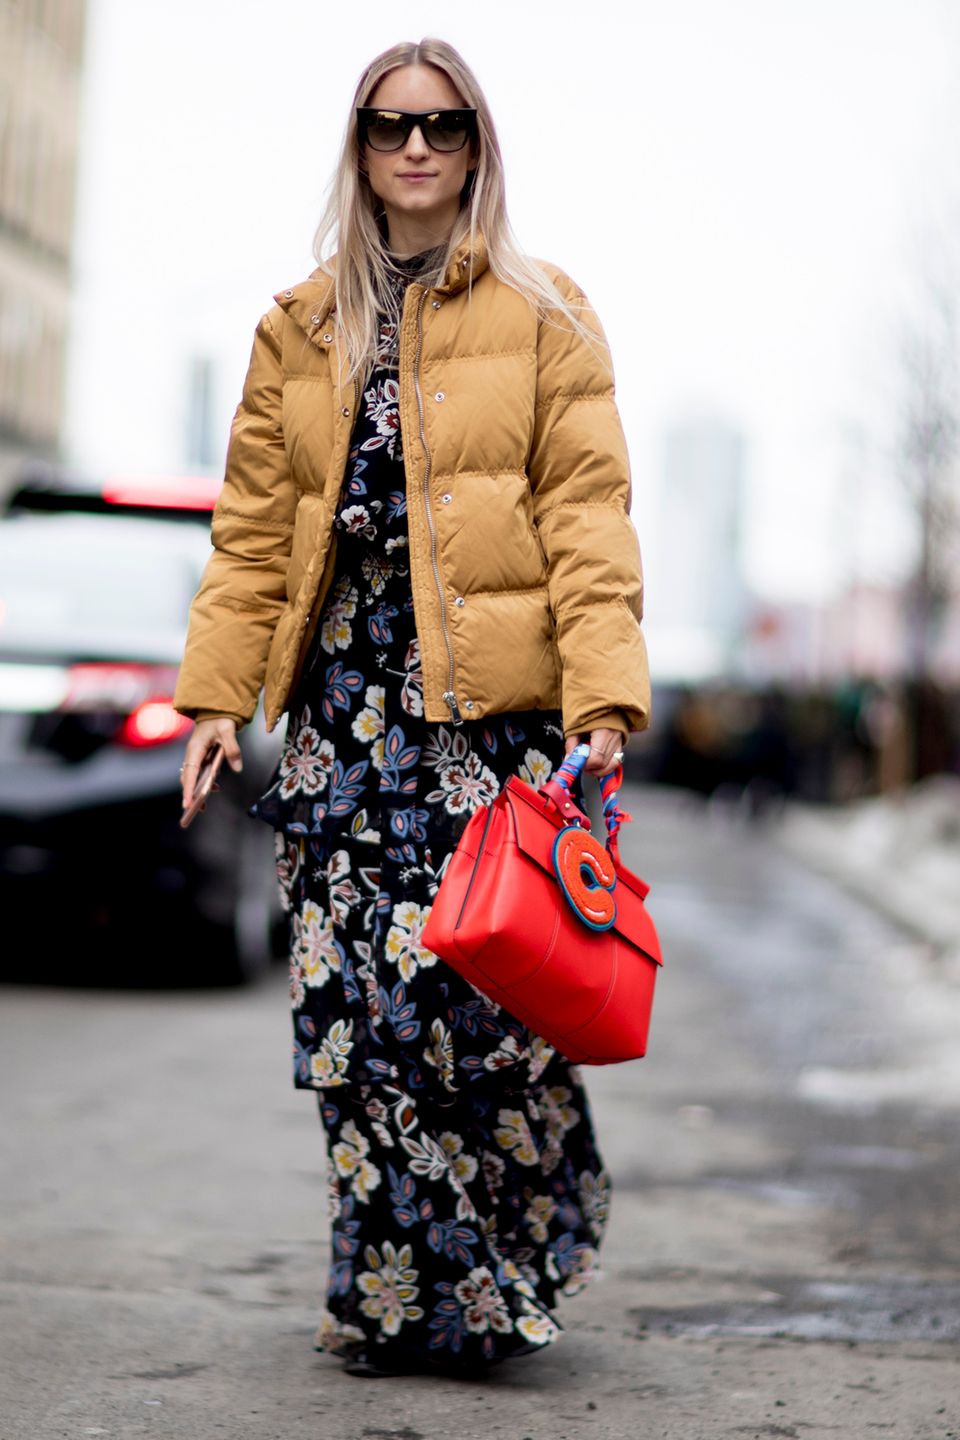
[{"xmin": 253, "ymin": 257, "xmax": 610, "ymax": 1369}]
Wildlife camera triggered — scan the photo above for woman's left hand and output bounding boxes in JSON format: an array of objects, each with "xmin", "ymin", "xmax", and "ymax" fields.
[{"xmin": 564, "ymin": 727, "xmax": 626, "ymax": 778}]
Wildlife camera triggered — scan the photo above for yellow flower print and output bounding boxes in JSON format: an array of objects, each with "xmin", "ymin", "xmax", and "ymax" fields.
[
  {"xmin": 313, "ymin": 1307, "xmax": 365, "ymax": 1356},
  {"xmin": 356, "ymin": 1241, "xmax": 424, "ymax": 1337},
  {"xmin": 515, "ymin": 1305, "xmax": 560, "ymax": 1346},
  {"xmin": 438, "ymin": 1131, "xmax": 479, "ymax": 1186},
  {"xmin": 492, "ymin": 1108, "xmax": 539, "ymax": 1166},
  {"xmin": 541, "ymin": 1085, "xmax": 580, "ymax": 1137},
  {"xmin": 559, "ymin": 1244, "xmax": 601, "ymax": 1296},
  {"xmin": 422, "ymin": 1018, "xmax": 456, "ymax": 1091},
  {"xmin": 523, "ymin": 1192, "xmax": 557, "ymax": 1243},
  {"xmin": 384, "ymin": 900, "xmax": 437, "ymax": 982},
  {"xmin": 518, "ymin": 747, "xmax": 553, "ymax": 790},
  {"xmin": 309, "ymin": 1018, "xmax": 355, "ymax": 1087},
  {"xmin": 331, "ymin": 1118, "xmax": 382, "ymax": 1204},
  {"xmin": 351, "ymin": 684, "xmax": 385, "ymax": 770},
  {"xmin": 320, "ymin": 580, "xmax": 357, "ymax": 654},
  {"xmin": 296, "ymin": 900, "xmax": 342, "ymax": 988}
]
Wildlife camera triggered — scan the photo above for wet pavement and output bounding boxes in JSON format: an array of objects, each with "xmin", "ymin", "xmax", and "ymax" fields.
[{"xmin": 1, "ymin": 785, "xmax": 959, "ymax": 1439}]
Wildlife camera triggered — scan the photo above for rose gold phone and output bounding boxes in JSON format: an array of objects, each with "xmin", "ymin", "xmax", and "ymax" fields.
[{"xmin": 179, "ymin": 743, "xmax": 225, "ymax": 829}]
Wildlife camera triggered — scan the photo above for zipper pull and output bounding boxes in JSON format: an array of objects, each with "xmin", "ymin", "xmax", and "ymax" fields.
[{"xmin": 442, "ymin": 690, "xmax": 464, "ymax": 726}]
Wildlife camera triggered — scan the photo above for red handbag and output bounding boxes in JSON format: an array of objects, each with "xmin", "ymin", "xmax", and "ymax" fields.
[{"xmin": 422, "ymin": 745, "xmax": 663, "ymax": 1065}]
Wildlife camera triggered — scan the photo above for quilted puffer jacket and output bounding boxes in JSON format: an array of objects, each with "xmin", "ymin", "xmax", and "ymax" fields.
[{"xmin": 174, "ymin": 237, "xmax": 650, "ymax": 738}]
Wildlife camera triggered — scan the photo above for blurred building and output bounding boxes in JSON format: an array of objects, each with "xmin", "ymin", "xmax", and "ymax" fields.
[
  {"xmin": 0, "ymin": 0, "xmax": 87, "ymax": 485},
  {"xmin": 651, "ymin": 417, "xmax": 748, "ymax": 680}
]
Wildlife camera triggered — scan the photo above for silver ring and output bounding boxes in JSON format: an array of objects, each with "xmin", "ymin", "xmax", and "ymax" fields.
[{"xmin": 613, "ymin": 750, "xmax": 624, "ymax": 764}]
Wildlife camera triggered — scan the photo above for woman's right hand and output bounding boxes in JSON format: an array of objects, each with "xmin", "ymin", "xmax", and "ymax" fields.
[{"xmin": 180, "ymin": 717, "xmax": 242, "ymax": 810}]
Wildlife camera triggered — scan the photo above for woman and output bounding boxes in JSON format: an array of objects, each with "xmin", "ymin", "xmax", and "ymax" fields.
[{"xmin": 175, "ymin": 37, "xmax": 650, "ymax": 1378}]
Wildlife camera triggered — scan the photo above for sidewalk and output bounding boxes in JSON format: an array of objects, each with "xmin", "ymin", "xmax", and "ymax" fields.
[{"xmin": 778, "ymin": 775, "xmax": 960, "ymax": 968}]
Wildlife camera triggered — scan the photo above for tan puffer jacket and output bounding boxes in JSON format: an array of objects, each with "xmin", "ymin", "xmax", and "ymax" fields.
[{"xmin": 174, "ymin": 237, "xmax": 650, "ymax": 739}]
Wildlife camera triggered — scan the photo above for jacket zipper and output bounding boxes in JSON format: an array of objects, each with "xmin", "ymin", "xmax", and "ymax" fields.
[{"xmin": 412, "ymin": 287, "xmax": 463, "ymax": 726}]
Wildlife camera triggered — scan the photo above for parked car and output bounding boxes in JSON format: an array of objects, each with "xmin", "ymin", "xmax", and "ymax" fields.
[{"xmin": 0, "ymin": 469, "xmax": 285, "ymax": 984}]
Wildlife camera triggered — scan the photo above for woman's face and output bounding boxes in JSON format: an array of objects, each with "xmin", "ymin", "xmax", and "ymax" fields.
[{"xmin": 362, "ymin": 64, "xmax": 475, "ymax": 249}]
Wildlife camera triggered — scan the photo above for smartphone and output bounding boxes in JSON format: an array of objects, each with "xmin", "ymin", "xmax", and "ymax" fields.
[{"xmin": 179, "ymin": 742, "xmax": 226, "ymax": 829}]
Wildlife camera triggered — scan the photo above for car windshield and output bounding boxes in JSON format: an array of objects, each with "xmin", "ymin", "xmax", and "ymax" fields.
[{"xmin": 0, "ymin": 513, "xmax": 212, "ymax": 661}]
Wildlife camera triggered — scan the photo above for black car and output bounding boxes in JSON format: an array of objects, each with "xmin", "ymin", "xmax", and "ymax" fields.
[{"xmin": 0, "ymin": 471, "xmax": 285, "ymax": 984}]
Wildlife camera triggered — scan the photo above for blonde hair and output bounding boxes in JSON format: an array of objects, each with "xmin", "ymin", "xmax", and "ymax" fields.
[{"xmin": 313, "ymin": 37, "xmax": 602, "ymax": 381}]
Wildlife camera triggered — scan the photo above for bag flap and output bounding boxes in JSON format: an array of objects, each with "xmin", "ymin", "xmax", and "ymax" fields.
[{"xmin": 502, "ymin": 778, "xmax": 662, "ymax": 964}]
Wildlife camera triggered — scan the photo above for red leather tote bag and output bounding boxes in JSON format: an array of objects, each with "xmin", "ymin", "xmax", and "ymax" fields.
[{"xmin": 422, "ymin": 745, "xmax": 663, "ymax": 1064}]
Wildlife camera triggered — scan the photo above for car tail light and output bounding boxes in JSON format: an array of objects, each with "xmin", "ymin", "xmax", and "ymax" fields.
[
  {"xmin": 116, "ymin": 700, "xmax": 192, "ymax": 748},
  {"xmin": 60, "ymin": 663, "xmax": 192, "ymax": 748},
  {"xmin": 101, "ymin": 475, "xmax": 222, "ymax": 511}
]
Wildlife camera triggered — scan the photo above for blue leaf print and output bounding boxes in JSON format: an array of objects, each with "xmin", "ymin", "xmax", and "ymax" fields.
[
  {"xmin": 426, "ymin": 1219, "xmax": 479, "ymax": 1266},
  {"xmin": 481, "ymin": 727, "xmax": 498, "ymax": 754},
  {"xmin": 326, "ymin": 759, "xmax": 369, "ymax": 817},
  {"xmin": 385, "ymin": 490, "xmax": 407, "ymax": 520},
  {"xmin": 505, "ymin": 722, "xmax": 527, "ymax": 746},
  {"xmin": 381, "ymin": 724, "xmax": 420, "ymax": 791},
  {"xmin": 368, "ymin": 603, "xmax": 399, "ymax": 644},
  {"xmin": 379, "ymin": 980, "xmax": 421, "ymax": 1043},
  {"xmin": 321, "ymin": 662, "xmax": 364, "ymax": 724},
  {"xmin": 387, "ymin": 1163, "xmax": 420, "ymax": 1228}
]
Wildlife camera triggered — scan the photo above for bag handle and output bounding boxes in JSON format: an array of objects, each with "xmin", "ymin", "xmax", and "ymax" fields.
[{"xmin": 541, "ymin": 742, "xmax": 633, "ymax": 863}]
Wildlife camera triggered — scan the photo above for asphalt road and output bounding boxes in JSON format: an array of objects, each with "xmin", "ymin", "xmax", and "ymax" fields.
[{"xmin": 2, "ymin": 787, "xmax": 959, "ymax": 1440}]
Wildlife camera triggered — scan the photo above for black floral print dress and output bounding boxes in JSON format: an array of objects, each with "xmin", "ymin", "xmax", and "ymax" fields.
[{"xmin": 253, "ymin": 253, "xmax": 610, "ymax": 1370}]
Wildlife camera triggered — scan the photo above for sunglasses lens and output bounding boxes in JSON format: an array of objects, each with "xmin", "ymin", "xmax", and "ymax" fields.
[
  {"xmin": 423, "ymin": 114, "xmax": 471, "ymax": 152},
  {"xmin": 363, "ymin": 114, "xmax": 408, "ymax": 151}
]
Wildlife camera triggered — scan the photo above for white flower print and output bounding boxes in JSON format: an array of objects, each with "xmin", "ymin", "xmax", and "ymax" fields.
[
  {"xmin": 430, "ymin": 751, "xmax": 499, "ymax": 817},
  {"xmin": 339, "ymin": 503, "xmax": 376, "ymax": 538},
  {"xmin": 289, "ymin": 955, "xmax": 306, "ymax": 1009},
  {"xmin": 361, "ymin": 377, "xmax": 402, "ymax": 458},
  {"xmin": 518, "ymin": 748, "xmax": 553, "ymax": 790},
  {"xmin": 320, "ymin": 580, "xmax": 358, "ymax": 653},
  {"xmin": 279, "ymin": 713, "xmax": 334, "ymax": 799},
  {"xmin": 331, "ymin": 1119, "xmax": 382, "ymax": 1204},
  {"xmin": 309, "ymin": 1018, "xmax": 354, "ymax": 1087},
  {"xmin": 527, "ymin": 1034, "xmax": 556, "ymax": 1085},
  {"xmin": 401, "ymin": 638, "xmax": 424, "ymax": 717},
  {"xmin": 294, "ymin": 899, "xmax": 341, "ymax": 988},
  {"xmin": 364, "ymin": 1095, "xmax": 395, "ymax": 1149},
  {"xmin": 384, "ymin": 900, "xmax": 437, "ymax": 982},
  {"xmin": 483, "ymin": 1034, "xmax": 522, "ymax": 1072},
  {"xmin": 422, "ymin": 1017, "xmax": 456, "ymax": 1091},
  {"xmin": 453, "ymin": 1267, "xmax": 514, "ymax": 1336},
  {"xmin": 327, "ymin": 850, "xmax": 360, "ymax": 927},
  {"xmin": 399, "ymin": 1130, "xmax": 452, "ymax": 1184},
  {"xmin": 422, "ymin": 725, "xmax": 469, "ymax": 773},
  {"xmin": 578, "ymin": 1169, "xmax": 611, "ymax": 1237},
  {"xmin": 273, "ymin": 833, "xmax": 300, "ymax": 912},
  {"xmin": 351, "ymin": 684, "xmax": 385, "ymax": 770},
  {"xmin": 356, "ymin": 1241, "xmax": 424, "ymax": 1336},
  {"xmin": 514, "ymin": 1305, "xmax": 560, "ymax": 1346},
  {"xmin": 313, "ymin": 1308, "xmax": 366, "ymax": 1356},
  {"xmin": 493, "ymin": 1108, "xmax": 539, "ymax": 1166},
  {"xmin": 481, "ymin": 1150, "xmax": 506, "ymax": 1192},
  {"xmin": 438, "ymin": 1131, "xmax": 479, "ymax": 1186}
]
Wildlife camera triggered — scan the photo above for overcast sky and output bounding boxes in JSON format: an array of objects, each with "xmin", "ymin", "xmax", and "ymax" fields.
[{"xmin": 65, "ymin": 0, "xmax": 960, "ymax": 610}]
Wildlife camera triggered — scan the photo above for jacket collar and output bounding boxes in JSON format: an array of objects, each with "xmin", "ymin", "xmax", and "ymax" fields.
[{"xmin": 273, "ymin": 235, "xmax": 490, "ymax": 340}]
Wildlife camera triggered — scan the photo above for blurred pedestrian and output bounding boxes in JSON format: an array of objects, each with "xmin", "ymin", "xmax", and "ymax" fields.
[{"xmin": 175, "ymin": 37, "xmax": 649, "ymax": 1378}]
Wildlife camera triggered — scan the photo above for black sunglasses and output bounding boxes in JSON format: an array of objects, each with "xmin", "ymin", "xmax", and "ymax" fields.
[{"xmin": 356, "ymin": 107, "xmax": 477, "ymax": 154}]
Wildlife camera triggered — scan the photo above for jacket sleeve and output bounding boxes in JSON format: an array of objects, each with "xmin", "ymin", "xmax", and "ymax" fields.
[
  {"xmin": 174, "ymin": 309, "xmax": 296, "ymax": 726},
  {"xmin": 528, "ymin": 269, "xmax": 651, "ymax": 737}
]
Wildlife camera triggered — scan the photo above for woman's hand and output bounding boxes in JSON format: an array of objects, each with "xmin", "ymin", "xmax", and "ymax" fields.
[
  {"xmin": 564, "ymin": 727, "xmax": 626, "ymax": 778},
  {"xmin": 180, "ymin": 717, "xmax": 243, "ymax": 810}
]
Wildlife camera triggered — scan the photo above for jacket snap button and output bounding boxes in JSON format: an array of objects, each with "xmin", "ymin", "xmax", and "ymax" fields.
[
  {"xmin": 441, "ymin": 493, "xmax": 452, "ymax": 504},
  {"xmin": 310, "ymin": 314, "xmax": 321, "ymax": 324},
  {"xmin": 435, "ymin": 391, "xmax": 445, "ymax": 402},
  {"xmin": 431, "ymin": 300, "xmax": 442, "ymax": 310},
  {"xmin": 465, "ymin": 700, "xmax": 474, "ymax": 710},
  {"xmin": 454, "ymin": 595, "xmax": 465, "ymax": 607},
  {"xmin": 341, "ymin": 406, "xmax": 350, "ymax": 417},
  {"xmin": 283, "ymin": 289, "xmax": 294, "ymax": 297},
  {"xmin": 323, "ymin": 332, "xmax": 333, "ymax": 343}
]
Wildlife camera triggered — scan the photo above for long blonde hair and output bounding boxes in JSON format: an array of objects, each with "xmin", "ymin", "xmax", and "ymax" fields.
[{"xmin": 313, "ymin": 38, "xmax": 602, "ymax": 381}]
